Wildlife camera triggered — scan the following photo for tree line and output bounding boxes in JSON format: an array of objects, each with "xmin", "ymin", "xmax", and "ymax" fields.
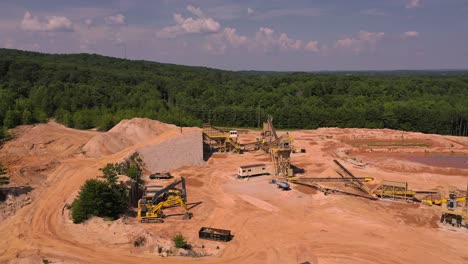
[{"xmin": 1, "ymin": 48, "xmax": 467, "ymax": 137}]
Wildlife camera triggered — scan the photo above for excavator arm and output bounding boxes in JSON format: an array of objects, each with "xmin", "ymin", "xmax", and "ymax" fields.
[
  {"xmin": 138, "ymin": 177, "xmax": 191, "ymax": 223},
  {"xmin": 150, "ymin": 177, "xmax": 187, "ymax": 204}
]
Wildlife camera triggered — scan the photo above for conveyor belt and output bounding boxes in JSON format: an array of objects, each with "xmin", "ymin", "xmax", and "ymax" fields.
[
  {"xmin": 289, "ymin": 177, "xmax": 374, "ymax": 183},
  {"xmin": 333, "ymin": 159, "xmax": 374, "ymax": 197}
]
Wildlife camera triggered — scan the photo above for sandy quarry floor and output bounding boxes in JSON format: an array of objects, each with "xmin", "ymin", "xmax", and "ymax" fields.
[{"xmin": 1, "ymin": 120, "xmax": 468, "ymax": 264}]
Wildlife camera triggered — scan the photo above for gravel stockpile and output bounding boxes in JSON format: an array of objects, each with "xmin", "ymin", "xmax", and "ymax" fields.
[
  {"xmin": 136, "ymin": 128, "xmax": 204, "ymax": 172},
  {"xmin": 82, "ymin": 118, "xmax": 178, "ymax": 157}
]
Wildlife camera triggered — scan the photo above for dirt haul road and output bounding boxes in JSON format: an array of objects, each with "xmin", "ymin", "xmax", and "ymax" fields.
[{"xmin": 1, "ymin": 120, "xmax": 468, "ymax": 264}]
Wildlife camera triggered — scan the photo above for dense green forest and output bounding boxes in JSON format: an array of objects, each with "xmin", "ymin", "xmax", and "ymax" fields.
[{"xmin": 1, "ymin": 48, "xmax": 468, "ymax": 138}]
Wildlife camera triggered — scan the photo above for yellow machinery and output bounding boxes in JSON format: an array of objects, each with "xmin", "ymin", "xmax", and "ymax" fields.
[
  {"xmin": 138, "ymin": 177, "xmax": 192, "ymax": 223},
  {"xmin": 288, "ymin": 160, "xmax": 376, "ymax": 199},
  {"xmin": 202, "ymin": 116, "xmax": 294, "ymax": 177},
  {"xmin": 422, "ymin": 196, "xmax": 466, "ymax": 206},
  {"xmin": 202, "ymin": 124, "xmax": 244, "ymax": 153},
  {"xmin": 261, "ymin": 115, "xmax": 294, "ymax": 177},
  {"xmin": 372, "ymin": 180, "xmax": 439, "ymax": 201},
  {"xmin": 288, "ymin": 176, "xmax": 374, "ymax": 183},
  {"xmin": 439, "ymin": 185, "xmax": 468, "ymax": 227}
]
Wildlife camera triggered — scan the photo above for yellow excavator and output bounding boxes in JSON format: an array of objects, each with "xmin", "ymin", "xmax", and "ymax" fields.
[{"xmin": 138, "ymin": 177, "xmax": 192, "ymax": 223}]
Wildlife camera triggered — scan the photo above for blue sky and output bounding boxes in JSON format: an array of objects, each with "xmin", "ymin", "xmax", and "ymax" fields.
[{"xmin": 1, "ymin": 0, "xmax": 467, "ymax": 71}]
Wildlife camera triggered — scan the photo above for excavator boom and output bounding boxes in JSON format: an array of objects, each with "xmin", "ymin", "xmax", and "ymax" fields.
[{"xmin": 138, "ymin": 177, "xmax": 191, "ymax": 223}]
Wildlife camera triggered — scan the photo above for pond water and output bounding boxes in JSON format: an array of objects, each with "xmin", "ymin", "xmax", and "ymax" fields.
[{"xmin": 406, "ymin": 155, "xmax": 468, "ymax": 169}]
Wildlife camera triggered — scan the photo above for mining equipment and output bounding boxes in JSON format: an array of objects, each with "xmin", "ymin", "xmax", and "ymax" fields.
[
  {"xmin": 202, "ymin": 116, "xmax": 295, "ymax": 177},
  {"xmin": 271, "ymin": 179, "xmax": 291, "ymax": 190},
  {"xmin": 138, "ymin": 177, "xmax": 192, "ymax": 223},
  {"xmin": 440, "ymin": 185, "xmax": 468, "ymax": 227},
  {"xmin": 199, "ymin": 227, "xmax": 233, "ymax": 242},
  {"xmin": 372, "ymin": 180, "xmax": 439, "ymax": 202},
  {"xmin": 202, "ymin": 123, "xmax": 261, "ymax": 153},
  {"xmin": 421, "ymin": 196, "xmax": 466, "ymax": 206},
  {"xmin": 202, "ymin": 123, "xmax": 244, "ymax": 153},
  {"xmin": 260, "ymin": 115, "xmax": 294, "ymax": 177},
  {"xmin": 288, "ymin": 160, "xmax": 376, "ymax": 199}
]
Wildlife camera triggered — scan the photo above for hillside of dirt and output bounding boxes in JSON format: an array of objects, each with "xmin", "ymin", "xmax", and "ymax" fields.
[
  {"xmin": 0, "ymin": 120, "xmax": 467, "ymax": 264},
  {"xmin": 82, "ymin": 118, "xmax": 178, "ymax": 157}
]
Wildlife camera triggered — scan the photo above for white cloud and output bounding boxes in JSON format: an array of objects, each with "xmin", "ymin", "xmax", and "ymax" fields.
[
  {"xmin": 254, "ymin": 27, "xmax": 277, "ymax": 51},
  {"xmin": 21, "ymin": 11, "xmax": 73, "ymax": 32},
  {"xmin": 105, "ymin": 14, "xmax": 126, "ymax": 25},
  {"xmin": 278, "ymin": 33, "xmax": 303, "ymax": 51},
  {"xmin": 305, "ymin": 41, "xmax": 319, "ymax": 52},
  {"xmin": 205, "ymin": 26, "xmax": 313, "ymax": 54},
  {"xmin": 222, "ymin": 28, "xmax": 249, "ymax": 47},
  {"xmin": 157, "ymin": 6, "xmax": 221, "ymax": 38},
  {"xmin": 205, "ymin": 27, "xmax": 249, "ymax": 54},
  {"xmin": 247, "ymin": 8, "xmax": 254, "ymax": 15},
  {"xmin": 252, "ymin": 8, "xmax": 322, "ymax": 20},
  {"xmin": 253, "ymin": 27, "xmax": 305, "ymax": 52},
  {"xmin": 335, "ymin": 31, "xmax": 385, "ymax": 53},
  {"xmin": 362, "ymin": 8, "xmax": 386, "ymax": 16},
  {"xmin": 187, "ymin": 5, "xmax": 204, "ymax": 18},
  {"xmin": 158, "ymin": 6, "xmax": 316, "ymax": 54},
  {"xmin": 406, "ymin": 0, "xmax": 421, "ymax": 9},
  {"xmin": 403, "ymin": 31, "xmax": 419, "ymax": 38}
]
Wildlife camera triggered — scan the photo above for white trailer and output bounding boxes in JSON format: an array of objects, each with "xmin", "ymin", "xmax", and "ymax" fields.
[{"xmin": 238, "ymin": 164, "xmax": 268, "ymax": 178}]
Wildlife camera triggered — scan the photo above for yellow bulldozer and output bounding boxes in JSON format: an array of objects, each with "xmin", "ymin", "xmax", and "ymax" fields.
[{"xmin": 138, "ymin": 177, "xmax": 192, "ymax": 223}]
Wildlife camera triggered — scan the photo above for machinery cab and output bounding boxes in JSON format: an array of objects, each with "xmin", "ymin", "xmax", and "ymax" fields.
[
  {"xmin": 447, "ymin": 193, "xmax": 458, "ymax": 210},
  {"xmin": 229, "ymin": 130, "xmax": 238, "ymax": 139},
  {"xmin": 138, "ymin": 198, "xmax": 148, "ymax": 217}
]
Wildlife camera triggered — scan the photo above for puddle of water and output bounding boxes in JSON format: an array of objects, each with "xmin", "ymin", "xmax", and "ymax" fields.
[{"xmin": 406, "ymin": 155, "xmax": 468, "ymax": 169}]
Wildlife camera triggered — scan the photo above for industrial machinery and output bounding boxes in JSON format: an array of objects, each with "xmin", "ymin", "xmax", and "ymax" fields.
[
  {"xmin": 202, "ymin": 124, "xmax": 244, "ymax": 153},
  {"xmin": 421, "ymin": 196, "xmax": 466, "ymax": 206},
  {"xmin": 271, "ymin": 179, "xmax": 291, "ymax": 190},
  {"xmin": 372, "ymin": 180, "xmax": 439, "ymax": 202},
  {"xmin": 440, "ymin": 185, "xmax": 468, "ymax": 227},
  {"xmin": 289, "ymin": 160, "xmax": 376, "ymax": 199},
  {"xmin": 138, "ymin": 177, "xmax": 192, "ymax": 223},
  {"xmin": 202, "ymin": 116, "xmax": 295, "ymax": 177},
  {"xmin": 261, "ymin": 115, "xmax": 294, "ymax": 177},
  {"xmin": 289, "ymin": 176, "xmax": 374, "ymax": 183}
]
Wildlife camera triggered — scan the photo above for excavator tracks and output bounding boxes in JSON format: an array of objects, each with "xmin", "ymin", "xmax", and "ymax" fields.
[{"xmin": 140, "ymin": 218, "xmax": 164, "ymax": 223}]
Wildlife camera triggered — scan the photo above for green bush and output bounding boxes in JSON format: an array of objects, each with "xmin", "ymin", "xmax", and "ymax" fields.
[
  {"xmin": 71, "ymin": 178, "xmax": 128, "ymax": 223},
  {"xmin": 0, "ymin": 128, "xmax": 14, "ymax": 145},
  {"xmin": 71, "ymin": 163, "xmax": 128, "ymax": 223},
  {"xmin": 173, "ymin": 234, "xmax": 189, "ymax": 249},
  {"xmin": 125, "ymin": 164, "xmax": 143, "ymax": 184}
]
